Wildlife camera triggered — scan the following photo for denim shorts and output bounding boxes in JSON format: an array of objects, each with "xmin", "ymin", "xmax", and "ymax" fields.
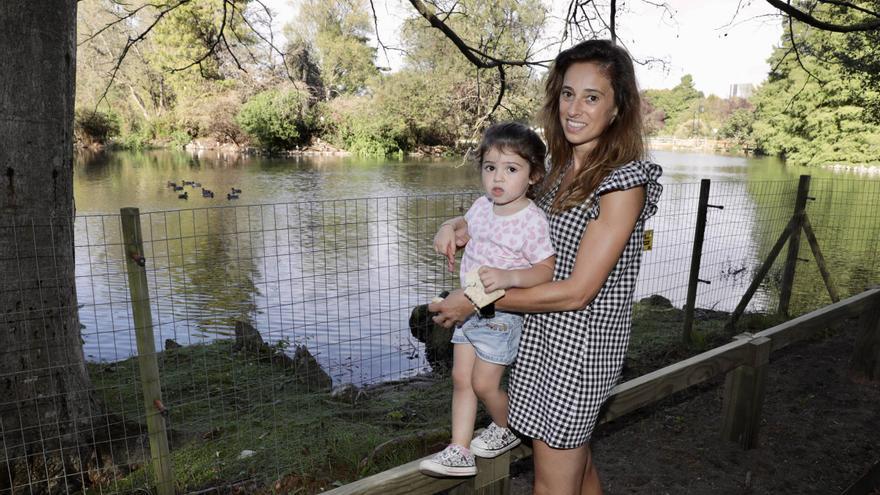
[{"xmin": 450, "ymin": 311, "xmax": 523, "ymax": 365}]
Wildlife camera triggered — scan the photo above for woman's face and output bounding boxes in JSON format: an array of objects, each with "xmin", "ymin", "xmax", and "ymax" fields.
[{"xmin": 558, "ymin": 61, "xmax": 618, "ymax": 156}]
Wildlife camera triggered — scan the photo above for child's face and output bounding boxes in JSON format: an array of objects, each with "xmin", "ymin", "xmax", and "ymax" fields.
[{"xmin": 480, "ymin": 146, "xmax": 534, "ymax": 211}]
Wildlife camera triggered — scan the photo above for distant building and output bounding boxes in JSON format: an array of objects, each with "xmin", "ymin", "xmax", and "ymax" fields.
[{"xmin": 729, "ymin": 83, "xmax": 754, "ymax": 99}]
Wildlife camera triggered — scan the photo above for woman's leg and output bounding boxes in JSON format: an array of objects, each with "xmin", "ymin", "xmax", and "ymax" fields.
[
  {"xmin": 470, "ymin": 358, "xmax": 508, "ymax": 427},
  {"xmin": 580, "ymin": 444, "xmax": 602, "ymax": 495},
  {"xmin": 532, "ymin": 439, "xmax": 602, "ymax": 495},
  {"xmin": 450, "ymin": 344, "xmax": 478, "ymax": 447}
]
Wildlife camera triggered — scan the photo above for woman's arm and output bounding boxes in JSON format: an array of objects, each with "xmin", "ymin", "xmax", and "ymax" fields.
[
  {"xmin": 429, "ymin": 187, "xmax": 645, "ymax": 327},
  {"xmin": 433, "ymin": 216, "xmax": 470, "ymax": 272},
  {"xmin": 499, "ymin": 187, "xmax": 644, "ymax": 312}
]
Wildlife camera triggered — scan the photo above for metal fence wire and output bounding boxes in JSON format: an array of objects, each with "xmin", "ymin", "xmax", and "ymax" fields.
[{"xmin": 1, "ymin": 176, "xmax": 878, "ymax": 493}]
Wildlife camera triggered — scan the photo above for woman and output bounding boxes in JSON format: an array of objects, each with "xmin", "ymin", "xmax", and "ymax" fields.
[{"xmin": 429, "ymin": 39, "xmax": 662, "ymax": 495}]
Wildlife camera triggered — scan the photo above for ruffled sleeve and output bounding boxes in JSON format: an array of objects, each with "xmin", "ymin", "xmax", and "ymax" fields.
[{"xmin": 585, "ymin": 160, "xmax": 663, "ymax": 221}]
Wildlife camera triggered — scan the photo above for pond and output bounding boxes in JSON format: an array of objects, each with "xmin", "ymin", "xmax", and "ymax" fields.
[{"xmin": 73, "ymin": 149, "xmax": 880, "ymax": 384}]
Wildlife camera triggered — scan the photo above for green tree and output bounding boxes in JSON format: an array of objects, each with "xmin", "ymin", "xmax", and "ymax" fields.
[
  {"xmin": 76, "ymin": 0, "xmax": 267, "ymax": 147},
  {"xmin": 76, "ymin": 1, "xmax": 172, "ymax": 128},
  {"xmin": 317, "ymin": 0, "xmax": 547, "ymax": 154},
  {"xmin": 642, "ymin": 75, "xmax": 704, "ymax": 136},
  {"xmin": 148, "ymin": 0, "xmax": 257, "ymax": 98},
  {"xmin": 751, "ymin": 15, "xmax": 880, "ymax": 166},
  {"xmin": 718, "ymin": 107, "xmax": 756, "ymax": 146},
  {"xmin": 286, "ymin": 0, "xmax": 378, "ymax": 98},
  {"xmin": 399, "ymin": 0, "xmax": 546, "ymax": 139}
]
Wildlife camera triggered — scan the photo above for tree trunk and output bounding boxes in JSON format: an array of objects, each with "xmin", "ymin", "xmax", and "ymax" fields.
[{"xmin": 1, "ymin": 2, "xmax": 106, "ymax": 493}]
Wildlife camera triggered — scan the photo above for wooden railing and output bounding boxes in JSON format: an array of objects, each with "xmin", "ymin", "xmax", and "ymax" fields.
[{"xmin": 325, "ymin": 287, "xmax": 880, "ymax": 495}]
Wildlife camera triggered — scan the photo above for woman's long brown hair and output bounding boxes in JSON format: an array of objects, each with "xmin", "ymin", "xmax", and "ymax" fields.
[{"xmin": 539, "ymin": 40, "xmax": 645, "ymax": 212}]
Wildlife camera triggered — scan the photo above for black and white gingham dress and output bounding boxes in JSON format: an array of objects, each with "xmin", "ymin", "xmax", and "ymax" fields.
[{"xmin": 508, "ymin": 160, "xmax": 663, "ymax": 449}]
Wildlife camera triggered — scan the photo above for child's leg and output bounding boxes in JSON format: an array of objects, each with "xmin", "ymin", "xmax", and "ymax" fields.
[
  {"xmin": 450, "ymin": 343, "xmax": 478, "ymax": 447},
  {"xmin": 470, "ymin": 359, "xmax": 509, "ymax": 428}
]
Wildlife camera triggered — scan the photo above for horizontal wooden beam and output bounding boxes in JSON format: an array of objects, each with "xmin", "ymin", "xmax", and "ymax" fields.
[
  {"xmin": 325, "ymin": 437, "xmax": 534, "ymax": 495},
  {"xmin": 325, "ymin": 456, "xmax": 464, "ymax": 495},
  {"xmin": 600, "ymin": 338, "xmax": 752, "ymax": 423},
  {"xmin": 754, "ymin": 288, "xmax": 880, "ymax": 353}
]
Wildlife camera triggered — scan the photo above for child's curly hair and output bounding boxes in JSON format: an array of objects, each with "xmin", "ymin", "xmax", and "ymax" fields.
[{"xmin": 474, "ymin": 122, "xmax": 547, "ymax": 199}]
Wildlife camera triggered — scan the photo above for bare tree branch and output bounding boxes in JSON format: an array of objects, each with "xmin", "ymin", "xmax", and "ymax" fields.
[
  {"xmin": 766, "ymin": 0, "xmax": 880, "ymax": 32},
  {"xmin": 610, "ymin": 0, "xmax": 617, "ymax": 43},
  {"xmin": 78, "ymin": 0, "xmax": 173, "ymax": 46},
  {"xmin": 170, "ymin": 0, "xmax": 231, "ymax": 74},
  {"xmin": 816, "ymin": 0, "xmax": 880, "ymax": 18},
  {"xmin": 96, "ymin": 0, "xmax": 193, "ymax": 108},
  {"xmin": 787, "ymin": 13, "xmax": 824, "ymax": 84},
  {"xmin": 406, "ymin": 0, "xmax": 546, "ymax": 69},
  {"xmin": 90, "ymin": 0, "xmax": 291, "ymax": 109},
  {"xmin": 232, "ymin": 0, "xmax": 295, "ymax": 79},
  {"xmin": 770, "ymin": 45, "xmax": 794, "ymax": 74},
  {"xmin": 369, "ymin": 0, "xmax": 394, "ymax": 63}
]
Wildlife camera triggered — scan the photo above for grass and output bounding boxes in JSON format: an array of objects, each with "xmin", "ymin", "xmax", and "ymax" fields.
[
  {"xmin": 87, "ymin": 340, "xmax": 456, "ymax": 493},
  {"xmin": 85, "ymin": 301, "xmax": 784, "ymax": 494}
]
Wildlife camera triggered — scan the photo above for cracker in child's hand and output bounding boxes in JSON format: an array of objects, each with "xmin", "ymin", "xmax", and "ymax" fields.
[{"xmin": 463, "ymin": 267, "xmax": 505, "ymax": 308}]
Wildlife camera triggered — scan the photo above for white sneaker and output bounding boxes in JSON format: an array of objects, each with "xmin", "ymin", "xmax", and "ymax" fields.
[
  {"xmin": 418, "ymin": 444, "xmax": 477, "ymax": 477},
  {"xmin": 469, "ymin": 422, "xmax": 521, "ymax": 458}
]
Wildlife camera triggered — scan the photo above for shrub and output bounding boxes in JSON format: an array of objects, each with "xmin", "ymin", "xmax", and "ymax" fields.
[
  {"xmin": 74, "ymin": 110, "xmax": 119, "ymax": 145},
  {"xmin": 718, "ymin": 108, "xmax": 755, "ymax": 143},
  {"xmin": 180, "ymin": 89, "xmax": 247, "ymax": 145},
  {"xmin": 114, "ymin": 128, "xmax": 152, "ymax": 150},
  {"xmin": 320, "ymin": 96, "xmax": 406, "ymax": 157},
  {"xmin": 236, "ymin": 87, "xmax": 314, "ymax": 151}
]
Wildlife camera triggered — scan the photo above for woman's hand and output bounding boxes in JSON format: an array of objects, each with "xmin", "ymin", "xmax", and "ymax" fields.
[{"xmin": 427, "ymin": 289, "xmax": 475, "ymax": 328}]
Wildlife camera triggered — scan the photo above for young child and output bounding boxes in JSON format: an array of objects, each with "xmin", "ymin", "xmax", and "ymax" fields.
[{"xmin": 420, "ymin": 122, "xmax": 556, "ymax": 477}]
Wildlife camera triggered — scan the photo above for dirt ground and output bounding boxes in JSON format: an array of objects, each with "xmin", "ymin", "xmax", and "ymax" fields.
[{"xmin": 506, "ymin": 326, "xmax": 880, "ymax": 494}]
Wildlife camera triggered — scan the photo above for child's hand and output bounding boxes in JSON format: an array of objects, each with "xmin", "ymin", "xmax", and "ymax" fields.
[
  {"xmin": 433, "ymin": 225, "xmax": 458, "ymax": 272},
  {"xmin": 433, "ymin": 223, "xmax": 469, "ymax": 273},
  {"xmin": 477, "ymin": 266, "xmax": 517, "ymax": 293}
]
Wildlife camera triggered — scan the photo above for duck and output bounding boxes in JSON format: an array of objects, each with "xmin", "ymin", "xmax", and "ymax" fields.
[
  {"xmin": 173, "ymin": 185, "xmax": 184, "ymax": 191},
  {"xmin": 201, "ymin": 189, "xmax": 214, "ymax": 198},
  {"xmin": 192, "ymin": 182, "xmax": 202, "ymax": 188},
  {"xmin": 227, "ymin": 192, "xmax": 239, "ymax": 200},
  {"xmin": 182, "ymin": 180, "xmax": 194, "ymax": 186},
  {"xmin": 230, "ymin": 187, "xmax": 242, "ymax": 194},
  {"xmin": 167, "ymin": 181, "xmax": 177, "ymax": 188},
  {"xmin": 178, "ymin": 191, "xmax": 188, "ymax": 200}
]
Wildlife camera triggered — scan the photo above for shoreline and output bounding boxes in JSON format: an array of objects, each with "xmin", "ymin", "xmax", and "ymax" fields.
[{"xmin": 78, "ymin": 139, "xmax": 880, "ymax": 172}]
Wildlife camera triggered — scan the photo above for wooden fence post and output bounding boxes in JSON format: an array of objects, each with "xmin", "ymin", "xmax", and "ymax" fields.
[
  {"xmin": 801, "ymin": 214, "xmax": 839, "ymax": 303},
  {"xmin": 448, "ymin": 453, "xmax": 511, "ymax": 495},
  {"xmin": 726, "ymin": 215, "xmax": 799, "ymax": 332},
  {"xmin": 683, "ymin": 179, "xmax": 712, "ymax": 345},
  {"xmin": 721, "ymin": 335, "xmax": 771, "ymax": 449},
  {"xmin": 120, "ymin": 208, "xmax": 174, "ymax": 495},
  {"xmin": 848, "ymin": 291, "xmax": 880, "ymax": 383},
  {"xmin": 778, "ymin": 175, "xmax": 811, "ymax": 317}
]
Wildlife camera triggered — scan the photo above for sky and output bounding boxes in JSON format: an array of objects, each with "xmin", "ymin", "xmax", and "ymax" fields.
[{"xmin": 262, "ymin": 0, "xmax": 784, "ymax": 98}]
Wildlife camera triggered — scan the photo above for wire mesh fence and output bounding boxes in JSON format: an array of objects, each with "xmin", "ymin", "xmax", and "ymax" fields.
[{"xmin": 2, "ymin": 175, "xmax": 879, "ymax": 494}]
